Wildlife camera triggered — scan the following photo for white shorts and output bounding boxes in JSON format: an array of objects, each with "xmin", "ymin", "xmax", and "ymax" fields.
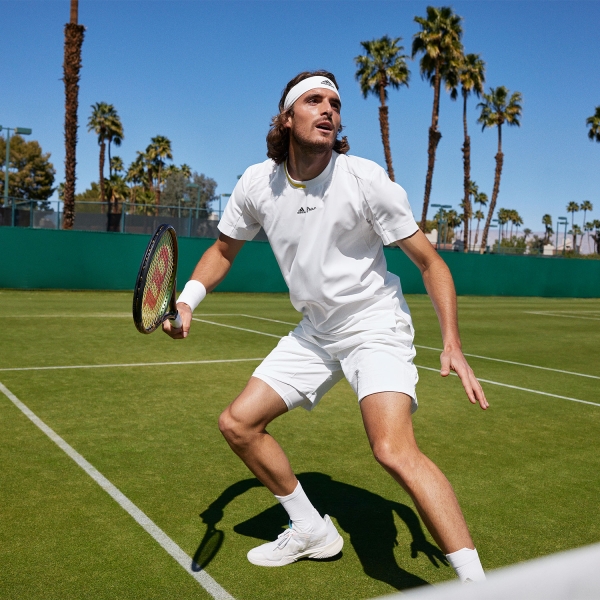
[{"xmin": 253, "ymin": 319, "xmax": 418, "ymax": 413}]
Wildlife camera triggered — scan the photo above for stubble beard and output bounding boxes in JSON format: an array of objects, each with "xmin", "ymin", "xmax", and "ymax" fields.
[{"xmin": 290, "ymin": 126, "xmax": 335, "ymax": 157}]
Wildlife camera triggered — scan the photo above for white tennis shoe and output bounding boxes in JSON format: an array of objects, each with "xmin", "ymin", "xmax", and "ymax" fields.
[{"xmin": 247, "ymin": 515, "xmax": 343, "ymax": 567}]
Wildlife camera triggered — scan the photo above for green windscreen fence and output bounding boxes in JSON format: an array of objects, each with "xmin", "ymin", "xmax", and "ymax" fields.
[{"xmin": 1, "ymin": 228, "xmax": 599, "ymax": 297}]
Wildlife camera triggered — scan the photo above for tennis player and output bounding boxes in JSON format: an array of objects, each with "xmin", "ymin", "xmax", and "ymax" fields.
[{"xmin": 164, "ymin": 70, "xmax": 488, "ymax": 582}]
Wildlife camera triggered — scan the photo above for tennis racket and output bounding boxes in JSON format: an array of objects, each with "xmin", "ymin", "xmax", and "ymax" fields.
[{"xmin": 132, "ymin": 224, "xmax": 183, "ymax": 334}]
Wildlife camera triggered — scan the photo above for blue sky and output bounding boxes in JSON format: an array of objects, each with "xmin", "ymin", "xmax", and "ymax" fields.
[{"xmin": 2, "ymin": 0, "xmax": 600, "ymax": 233}]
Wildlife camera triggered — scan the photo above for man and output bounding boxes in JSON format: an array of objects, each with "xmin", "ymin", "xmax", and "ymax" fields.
[{"xmin": 164, "ymin": 70, "xmax": 488, "ymax": 582}]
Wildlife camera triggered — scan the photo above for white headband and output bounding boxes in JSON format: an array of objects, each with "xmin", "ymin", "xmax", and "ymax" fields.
[{"xmin": 283, "ymin": 76, "xmax": 340, "ymax": 111}]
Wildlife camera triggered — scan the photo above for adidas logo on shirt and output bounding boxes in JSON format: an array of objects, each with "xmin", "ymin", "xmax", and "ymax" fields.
[{"xmin": 297, "ymin": 207, "xmax": 316, "ymax": 215}]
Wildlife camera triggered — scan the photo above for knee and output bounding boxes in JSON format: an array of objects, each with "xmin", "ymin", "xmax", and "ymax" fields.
[
  {"xmin": 218, "ymin": 407, "xmax": 252, "ymax": 448},
  {"xmin": 371, "ymin": 440, "xmax": 421, "ymax": 485}
]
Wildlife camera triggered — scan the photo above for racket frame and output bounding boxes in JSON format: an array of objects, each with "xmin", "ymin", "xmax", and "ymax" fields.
[{"xmin": 132, "ymin": 224, "xmax": 182, "ymax": 334}]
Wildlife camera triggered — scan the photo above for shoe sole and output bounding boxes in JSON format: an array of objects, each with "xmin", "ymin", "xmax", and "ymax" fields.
[{"xmin": 248, "ymin": 533, "xmax": 344, "ymax": 567}]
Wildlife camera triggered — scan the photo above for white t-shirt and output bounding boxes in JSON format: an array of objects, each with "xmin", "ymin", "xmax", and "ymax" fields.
[{"xmin": 218, "ymin": 152, "xmax": 419, "ymax": 335}]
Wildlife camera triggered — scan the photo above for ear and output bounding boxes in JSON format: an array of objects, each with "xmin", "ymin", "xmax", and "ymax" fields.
[{"xmin": 282, "ymin": 110, "xmax": 293, "ymax": 130}]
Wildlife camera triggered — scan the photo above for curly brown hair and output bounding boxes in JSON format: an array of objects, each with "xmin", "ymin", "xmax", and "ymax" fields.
[{"xmin": 266, "ymin": 70, "xmax": 350, "ymax": 164}]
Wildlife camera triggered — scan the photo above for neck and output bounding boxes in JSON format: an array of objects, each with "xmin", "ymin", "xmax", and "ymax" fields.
[{"xmin": 286, "ymin": 142, "xmax": 333, "ymax": 182}]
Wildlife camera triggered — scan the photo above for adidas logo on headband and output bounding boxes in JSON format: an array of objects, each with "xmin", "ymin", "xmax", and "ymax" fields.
[{"xmin": 283, "ymin": 75, "xmax": 341, "ymax": 111}]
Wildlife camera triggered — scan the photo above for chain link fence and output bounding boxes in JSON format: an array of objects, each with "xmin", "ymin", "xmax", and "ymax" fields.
[{"xmin": 0, "ymin": 198, "xmax": 268, "ymax": 241}]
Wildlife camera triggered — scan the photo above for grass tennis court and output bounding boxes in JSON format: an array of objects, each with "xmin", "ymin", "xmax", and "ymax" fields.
[{"xmin": 1, "ymin": 290, "xmax": 599, "ymax": 599}]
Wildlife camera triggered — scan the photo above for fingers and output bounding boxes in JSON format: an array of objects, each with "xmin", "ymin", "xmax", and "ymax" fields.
[
  {"xmin": 161, "ymin": 304, "xmax": 192, "ymax": 339},
  {"xmin": 440, "ymin": 350, "xmax": 490, "ymax": 410},
  {"xmin": 162, "ymin": 319, "xmax": 184, "ymax": 339}
]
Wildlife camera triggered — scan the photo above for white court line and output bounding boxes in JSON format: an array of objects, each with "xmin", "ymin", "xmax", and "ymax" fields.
[
  {"xmin": 195, "ymin": 317, "xmax": 599, "ymax": 408},
  {"xmin": 0, "ymin": 358, "xmax": 264, "ymax": 373},
  {"xmin": 415, "ymin": 365, "xmax": 600, "ymax": 408},
  {"xmin": 239, "ymin": 314, "xmax": 298, "ymax": 326},
  {"xmin": 414, "ymin": 345, "xmax": 600, "ymax": 380},
  {"xmin": 524, "ymin": 311, "xmax": 600, "ymax": 322},
  {"xmin": 0, "ymin": 381, "xmax": 234, "ymax": 600},
  {"xmin": 193, "ymin": 318, "xmax": 282, "ymax": 339},
  {"xmin": 524, "ymin": 310, "xmax": 600, "ymax": 314}
]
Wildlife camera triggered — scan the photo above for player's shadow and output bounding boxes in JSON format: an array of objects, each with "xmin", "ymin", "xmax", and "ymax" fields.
[{"xmin": 194, "ymin": 472, "xmax": 447, "ymax": 591}]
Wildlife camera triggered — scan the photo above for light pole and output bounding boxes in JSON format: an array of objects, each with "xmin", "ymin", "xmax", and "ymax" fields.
[
  {"xmin": 1, "ymin": 126, "xmax": 32, "ymax": 210},
  {"xmin": 431, "ymin": 204, "xmax": 452, "ymax": 250},
  {"xmin": 557, "ymin": 217, "xmax": 568, "ymax": 255},
  {"xmin": 220, "ymin": 193, "xmax": 231, "ymax": 219}
]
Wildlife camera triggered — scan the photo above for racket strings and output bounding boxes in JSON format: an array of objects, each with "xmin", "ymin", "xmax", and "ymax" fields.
[{"xmin": 141, "ymin": 235, "xmax": 175, "ymax": 329}]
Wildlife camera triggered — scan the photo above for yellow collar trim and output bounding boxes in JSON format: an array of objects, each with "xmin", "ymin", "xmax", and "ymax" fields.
[{"xmin": 284, "ymin": 161, "xmax": 306, "ymax": 189}]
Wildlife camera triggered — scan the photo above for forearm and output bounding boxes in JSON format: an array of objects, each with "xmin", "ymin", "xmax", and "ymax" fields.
[
  {"xmin": 185, "ymin": 235, "xmax": 245, "ymax": 294},
  {"xmin": 189, "ymin": 244, "xmax": 234, "ymax": 292},
  {"xmin": 421, "ymin": 257, "xmax": 461, "ymax": 350}
]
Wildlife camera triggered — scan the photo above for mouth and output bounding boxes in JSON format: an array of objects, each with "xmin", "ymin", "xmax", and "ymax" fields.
[{"xmin": 315, "ymin": 121, "xmax": 334, "ymax": 133}]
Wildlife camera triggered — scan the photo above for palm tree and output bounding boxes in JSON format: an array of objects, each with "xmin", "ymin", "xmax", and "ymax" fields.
[
  {"xmin": 472, "ymin": 189, "xmax": 488, "ymax": 249},
  {"xmin": 587, "ymin": 106, "xmax": 600, "ymax": 142},
  {"xmin": 566, "ymin": 201, "xmax": 579, "ymax": 250},
  {"xmin": 106, "ymin": 111, "xmax": 124, "ymax": 177},
  {"xmin": 542, "ymin": 213, "xmax": 553, "ymax": 245},
  {"xmin": 412, "ymin": 6, "xmax": 464, "ymax": 229},
  {"xmin": 497, "ymin": 208, "xmax": 510, "ymax": 242},
  {"xmin": 477, "ymin": 86, "xmax": 523, "ymax": 252},
  {"xmin": 448, "ymin": 54, "xmax": 485, "ymax": 251},
  {"xmin": 180, "ymin": 163, "xmax": 192, "ymax": 179},
  {"xmin": 571, "ymin": 224, "xmax": 582, "ymax": 252},
  {"xmin": 523, "ymin": 227, "xmax": 532, "ymax": 242},
  {"xmin": 87, "ymin": 102, "xmax": 123, "ymax": 204},
  {"xmin": 62, "ymin": 0, "xmax": 85, "ymax": 229},
  {"xmin": 146, "ymin": 135, "xmax": 173, "ymax": 206},
  {"xmin": 580, "ymin": 200, "xmax": 593, "ymax": 252},
  {"xmin": 472, "ymin": 209, "xmax": 485, "ymax": 249},
  {"xmin": 110, "ymin": 156, "xmax": 124, "ymax": 175},
  {"xmin": 511, "ymin": 210, "xmax": 523, "ymax": 238},
  {"xmin": 125, "ymin": 155, "xmax": 146, "ymax": 207},
  {"xmin": 355, "ymin": 36, "xmax": 410, "ymax": 182}
]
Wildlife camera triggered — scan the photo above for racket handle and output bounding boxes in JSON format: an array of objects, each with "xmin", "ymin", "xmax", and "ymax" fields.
[{"xmin": 169, "ymin": 312, "xmax": 183, "ymax": 329}]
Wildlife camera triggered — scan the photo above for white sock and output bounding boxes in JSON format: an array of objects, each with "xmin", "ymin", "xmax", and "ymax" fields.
[
  {"xmin": 446, "ymin": 547, "xmax": 486, "ymax": 582},
  {"xmin": 275, "ymin": 481, "xmax": 325, "ymax": 534}
]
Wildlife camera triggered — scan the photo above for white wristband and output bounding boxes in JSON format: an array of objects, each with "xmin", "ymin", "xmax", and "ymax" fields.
[{"xmin": 176, "ymin": 280, "xmax": 207, "ymax": 312}]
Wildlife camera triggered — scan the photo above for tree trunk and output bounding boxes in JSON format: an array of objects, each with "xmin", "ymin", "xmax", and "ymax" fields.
[
  {"xmin": 108, "ymin": 139, "xmax": 112, "ymax": 178},
  {"xmin": 474, "ymin": 220, "xmax": 481, "ymax": 248},
  {"xmin": 461, "ymin": 92, "xmax": 471, "ymax": 252},
  {"xmin": 379, "ymin": 106, "xmax": 395, "ymax": 182},
  {"xmin": 480, "ymin": 124, "xmax": 504, "ymax": 252},
  {"xmin": 420, "ymin": 62, "xmax": 442, "ymax": 230},
  {"xmin": 70, "ymin": 0, "xmax": 78, "ymax": 24},
  {"xmin": 377, "ymin": 80, "xmax": 395, "ymax": 182},
  {"xmin": 99, "ymin": 139, "xmax": 106, "ymax": 204},
  {"xmin": 62, "ymin": 19, "xmax": 85, "ymax": 230}
]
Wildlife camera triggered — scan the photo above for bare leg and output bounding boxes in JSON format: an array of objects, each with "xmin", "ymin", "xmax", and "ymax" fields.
[
  {"xmin": 218, "ymin": 376, "xmax": 297, "ymax": 496},
  {"xmin": 360, "ymin": 392, "xmax": 474, "ymax": 554}
]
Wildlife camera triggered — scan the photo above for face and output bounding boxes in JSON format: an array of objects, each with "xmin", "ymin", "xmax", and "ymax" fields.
[{"xmin": 285, "ymin": 88, "xmax": 342, "ymax": 154}]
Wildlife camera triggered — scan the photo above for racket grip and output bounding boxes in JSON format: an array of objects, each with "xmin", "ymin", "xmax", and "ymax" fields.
[{"xmin": 169, "ymin": 312, "xmax": 183, "ymax": 329}]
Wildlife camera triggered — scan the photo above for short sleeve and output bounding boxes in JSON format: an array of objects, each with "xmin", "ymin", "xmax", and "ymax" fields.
[
  {"xmin": 217, "ymin": 169, "xmax": 261, "ymax": 240},
  {"xmin": 364, "ymin": 166, "xmax": 419, "ymax": 244}
]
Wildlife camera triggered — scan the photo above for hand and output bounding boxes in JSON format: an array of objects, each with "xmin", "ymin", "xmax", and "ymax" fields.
[
  {"xmin": 440, "ymin": 346, "xmax": 489, "ymax": 410},
  {"xmin": 410, "ymin": 539, "xmax": 449, "ymax": 568},
  {"xmin": 162, "ymin": 302, "xmax": 193, "ymax": 339},
  {"xmin": 199, "ymin": 505, "xmax": 224, "ymax": 527}
]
